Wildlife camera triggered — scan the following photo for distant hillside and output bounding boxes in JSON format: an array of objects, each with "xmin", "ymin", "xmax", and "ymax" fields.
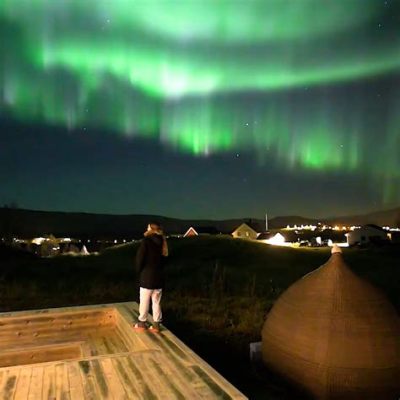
[
  {"xmin": 0, "ymin": 208, "xmax": 258, "ymax": 239},
  {"xmin": 0, "ymin": 206, "xmax": 399, "ymax": 239},
  {"xmin": 268, "ymin": 215, "xmax": 321, "ymax": 228},
  {"xmin": 327, "ymin": 207, "xmax": 400, "ymax": 227},
  {"xmin": 271, "ymin": 208, "xmax": 400, "ymax": 228}
]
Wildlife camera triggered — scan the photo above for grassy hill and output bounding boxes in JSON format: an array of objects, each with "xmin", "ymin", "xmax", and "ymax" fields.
[{"xmin": 1, "ymin": 237, "xmax": 399, "ymax": 398}]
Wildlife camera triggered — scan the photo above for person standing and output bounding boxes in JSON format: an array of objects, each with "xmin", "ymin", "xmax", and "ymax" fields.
[{"xmin": 134, "ymin": 222, "xmax": 168, "ymax": 333}]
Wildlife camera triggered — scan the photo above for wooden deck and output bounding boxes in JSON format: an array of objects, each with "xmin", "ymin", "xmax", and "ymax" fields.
[{"xmin": 0, "ymin": 302, "xmax": 247, "ymax": 399}]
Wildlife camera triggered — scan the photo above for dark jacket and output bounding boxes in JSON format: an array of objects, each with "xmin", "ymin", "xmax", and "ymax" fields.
[{"xmin": 135, "ymin": 234, "xmax": 165, "ymax": 289}]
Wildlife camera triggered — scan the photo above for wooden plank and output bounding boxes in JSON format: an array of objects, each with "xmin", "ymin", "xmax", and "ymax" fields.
[
  {"xmin": 85, "ymin": 333, "xmax": 100, "ymax": 357},
  {"xmin": 122, "ymin": 355, "xmax": 157, "ymax": 400},
  {"xmin": 89, "ymin": 335, "xmax": 109, "ymax": 356},
  {"xmin": 0, "ymin": 322, "xmax": 115, "ymax": 345},
  {"xmin": 190, "ymin": 365, "xmax": 235, "ymax": 400},
  {"xmin": 42, "ymin": 364, "xmax": 56, "ymax": 400},
  {"xmin": 147, "ymin": 351, "xmax": 200, "ymax": 398},
  {"xmin": 115, "ymin": 302, "xmax": 246, "ymax": 398},
  {"xmin": 0, "ymin": 304, "xmax": 117, "ymax": 320},
  {"xmin": 110, "ymin": 357, "xmax": 140, "ymax": 399},
  {"xmin": 150, "ymin": 346, "xmax": 197, "ymax": 387},
  {"xmin": 55, "ymin": 362, "xmax": 70, "ymax": 400},
  {"xmin": 28, "ymin": 365, "xmax": 44, "ymax": 400},
  {"xmin": 0, "ymin": 307, "xmax": 116, "ymax": 321},
  {"xmin": 144, "ymin": 331, "xmax": 190, "ymax": 362},
  {"xmin": 114, "ymin": 308, "xmax": 158, "ymax": 352},
  {"xmin": 141, "ymin": 352, "xmax": 186, "ymax": 400},
  {"xmin": 0, "ymin": 314, "xmax": 110, "ymax": 331},
  {"xmin": 91, "ymin": 359, "xmax": 113, "ymax": 399},
  {"xmin": 14, "ymin": 367, "xmax": 32, "ymax": 400},
  {"xmin": 100, "ymin": 358, "xmax": 128, "ymax": 400},
  {"xmin": 0, "ymin": 325, "xmax": 114, "ymax": 350},
  {"xmin": 101, "ymin": 334, "xmax": 128, "ymax": 355},
  {"xmin": 109, "ymin": 332, "xmax": 129, "ymax": 353},
  {"xmin": 0, "ymin": 369, "xmax": 6, "ymax": 395},
  {"xmin": 0, "ymin": 318, "xmax": 115, "ymax": 339},
  {"xmin": 0, "ymin": 335, "xmax": 87, "ymax": 352},
  {"xmin": 78, "ymin": 360, "xmax": 100, "ymax": 400},
  {"xmin": 0, "ymin": 310, "xmax": 116, "ymax": 332},
  {"xmin": 150, "ymin": 325, "xmax": 246, "ymax": 399},
  {"xmin": 115, "ymin": 322, "xmax": 150, "ymax": 353},
  {"xmin": 0, "ymin": 302, "xmax": 247, "ymax": 399},
  {"xmin": 0, "ymin": 367, "xmax": 20, "ymax": 400},
  {"xmin": 114, "ymin": 325, "xmax": 136, "ymax": 352},
  {"xmin": 119, "ymin": 304, "xmax": 139, "ymax": 321},
  {"xmin": 102, "ymin": 337, "xmax": 116, "ymax": 355},
  {"xmin": 80, "ymin": 341, "xmax": 94, "ymax": 358},
  {"xmin": 67, "ymin": 363, "xmax": 85, "ymax": 400},
  {"xmin": 0, "ymin": 343, "xmax": 82, "ymax": 368}
]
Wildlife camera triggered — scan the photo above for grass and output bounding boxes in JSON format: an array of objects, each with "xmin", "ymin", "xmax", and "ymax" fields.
[{"xmin": 1, "ymin": 237, "xmax": 399, "ymax": 398}]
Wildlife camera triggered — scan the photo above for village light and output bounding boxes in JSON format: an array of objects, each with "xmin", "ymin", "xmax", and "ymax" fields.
[
  {"xmin": 265, "ymin": 233, "xmax": 287, "ymax": 246},
  {"xmin": 32, "ymin": 237, "xmax": 46, "ymax": 245}
]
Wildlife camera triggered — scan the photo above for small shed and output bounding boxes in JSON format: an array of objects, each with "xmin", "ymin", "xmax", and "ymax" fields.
[{"xmin": 184, "ymin": 226, "xmax": 220, "ymax": 237}]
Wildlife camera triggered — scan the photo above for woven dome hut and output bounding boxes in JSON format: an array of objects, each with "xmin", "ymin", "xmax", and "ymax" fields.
[{"xmin": 261, "ymin": 246, "xmax": 400, "ymax": 399}]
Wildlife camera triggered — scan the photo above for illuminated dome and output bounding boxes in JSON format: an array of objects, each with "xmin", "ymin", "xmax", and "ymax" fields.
[{"xmin": 261, "ymin": 246, "xmax": 400, "ymax": 399}]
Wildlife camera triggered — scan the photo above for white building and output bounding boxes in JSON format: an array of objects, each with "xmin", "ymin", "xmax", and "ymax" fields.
[
  {"xmin": 232, "ymin": 222, "xmax": 260, "ymax": 240},
  {"xmin": 346, "ymin": 224, "xmax": 388, "ymax": 246}
]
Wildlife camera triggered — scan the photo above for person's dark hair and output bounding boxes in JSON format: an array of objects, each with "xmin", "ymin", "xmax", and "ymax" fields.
[{"xmin": 148, "ymin": 221, "xmax": 161, "ymax": 230}]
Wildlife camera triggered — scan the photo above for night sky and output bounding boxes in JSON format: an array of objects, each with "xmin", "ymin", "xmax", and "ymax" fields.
[{"xmin": 1, "ymin": 1, "xmax": 399, "ymax": 219}]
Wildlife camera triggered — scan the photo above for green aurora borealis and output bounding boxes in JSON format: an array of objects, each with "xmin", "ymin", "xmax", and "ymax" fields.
[{"xmin": 1, "ymin": 0, "xmax": 400, "ymax": 210}]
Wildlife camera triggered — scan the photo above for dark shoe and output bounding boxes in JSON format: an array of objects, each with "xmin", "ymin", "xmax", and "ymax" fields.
[
  {"xmin": 133, "ymin": 321, "xmax": 147, "ymax": 332},
  {"xmin": 149, "ymin": 322, "xmax": 161, "ymax": 333}
]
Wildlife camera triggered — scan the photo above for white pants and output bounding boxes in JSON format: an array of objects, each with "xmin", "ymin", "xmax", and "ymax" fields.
[{"xmin": 138, "ymin": 287, "xmax": 163, "ymax": 323}]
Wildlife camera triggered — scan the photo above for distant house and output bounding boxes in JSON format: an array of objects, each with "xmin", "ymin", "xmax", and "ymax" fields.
[
  {"xmin": 257, "ymin": 231, "xmax": 303, "ymax": 244},
  {"xmin": 257, "ymin": 232, "xmax": 286, "ymax": 244},
  {"xmin": 256, "ymin": 232, "xmax": 272, "ymax": 241},
  {"xmin": 183, "ymin": 226, "xmax": 220, "ymax": 237},
  {"xmin": 388, "ymin": 231, "xmax": 400, "ymax": 243},
  {"xmin": 80, "ymin": 245, "xmax": 90, "ymax": 255},
  {"xmin": 232, "ymin": 222, "xmax": 261, "ymax": 240},
  {"xmin": 346, "ymin": 224, "xmax": 389, "ymax": 246}
]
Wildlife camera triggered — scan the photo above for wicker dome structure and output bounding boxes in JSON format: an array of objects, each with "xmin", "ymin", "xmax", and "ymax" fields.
[{"xmin": 261, "ymin": 246, "xmax": 400, "ymax": 399}]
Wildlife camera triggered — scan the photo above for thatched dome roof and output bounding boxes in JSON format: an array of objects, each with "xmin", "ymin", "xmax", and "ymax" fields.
[{"xmin": 261, "ymin": 246, "xmax": 400, "ymax": 399}]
